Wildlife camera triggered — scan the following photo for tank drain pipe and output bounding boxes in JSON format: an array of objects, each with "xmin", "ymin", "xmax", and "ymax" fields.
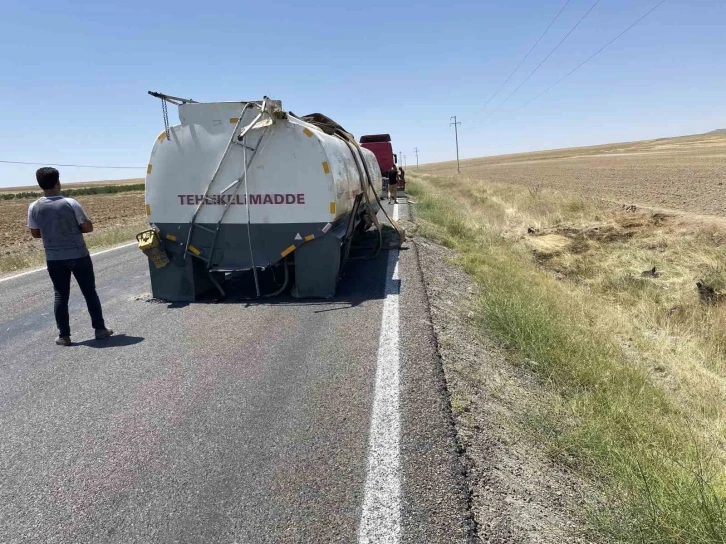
[
  {"xmin": 233, "ymin": 257, "xmax": 289, "ymax": 301},
  {"xmin": 242, "ymin": 135, "xmax": 261, "ymax": 297},
  {"xmin": 237, "ymin": 98, "xmax": 271, "ymax": 298}
]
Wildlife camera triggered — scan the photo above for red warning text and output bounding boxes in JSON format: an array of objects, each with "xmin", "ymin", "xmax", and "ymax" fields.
[{"xmin": 178, "ymin": 194, "xmax": 305, "ymax": 206}]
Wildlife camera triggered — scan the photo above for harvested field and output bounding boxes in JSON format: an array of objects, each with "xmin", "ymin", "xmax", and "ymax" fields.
[
  {"xmin": 0, "ymin": 191, "xmax": 146, "ymax": 274},
  {"xmin": 0, "ymin": 178, "xmax": 144, "ymax": 193},
  {"xmin": 420, "ymin": 131, "xmax": 726, "ymax": 217}
]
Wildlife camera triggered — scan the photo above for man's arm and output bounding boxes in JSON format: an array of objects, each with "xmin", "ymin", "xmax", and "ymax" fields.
[
  {"xmin": 67, "ymin": 198, "xmax": 93, "ymax": 233},
  {"xmin": 27, "ymin": 202, "xmax": 41, "ymax": 238}
]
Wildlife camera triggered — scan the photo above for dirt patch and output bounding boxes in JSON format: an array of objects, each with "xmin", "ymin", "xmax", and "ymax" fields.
[
  {"xmin": 415, "ymin": 236, "xmax": 602, "ymax": 543},
  {"xmin": 526, "ymin": 208, "xmax": 684, "ymax": 259},
  {"xmin": 0, "ymin": 192, "xmax": 146, "ymax": 272},
  {"xmin": 524, "ymin": 234, "xmax": 572, "ymax": 257},
  {"xmin": 522, "ymin": 204, "xmax": 726, "ymax": 298},
  {"xmin": 0, "ymin": 192, "xmax": 145, "ymax": 249}
]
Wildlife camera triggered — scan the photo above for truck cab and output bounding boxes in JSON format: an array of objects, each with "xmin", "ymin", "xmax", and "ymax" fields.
[{"xmin": 359, "ymin": 134, "xmax": 399, "ymax": 188}]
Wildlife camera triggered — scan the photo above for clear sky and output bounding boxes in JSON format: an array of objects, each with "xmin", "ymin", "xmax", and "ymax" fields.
[{"xmin": 1, "ymin": 0, "xmax": 723, "ymax": 186}]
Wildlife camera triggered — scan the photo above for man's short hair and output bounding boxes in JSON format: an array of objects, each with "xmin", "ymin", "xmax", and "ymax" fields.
[{"xmin": 36, "ymin": 167, "xmax": 60, "ymax": 190}]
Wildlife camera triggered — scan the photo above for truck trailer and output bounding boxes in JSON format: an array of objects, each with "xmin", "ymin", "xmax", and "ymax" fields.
[{"xmin": 140, "ymin": 93, "xmax": 398, "ymax": 302}]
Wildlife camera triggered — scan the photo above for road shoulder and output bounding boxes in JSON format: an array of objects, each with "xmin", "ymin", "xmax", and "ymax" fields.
[
  {"xmin": 413, "ymin": 236, "xmax": 601, "ymax": 543},
  {"xmin": 394, "ymin": 214, "xmax": 475, "ymax": 543}
]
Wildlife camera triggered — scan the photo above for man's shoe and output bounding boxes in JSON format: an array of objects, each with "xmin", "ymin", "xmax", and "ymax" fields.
[
  {"xmin": 56, "ymin": 336, "xmax": 72, "ymax": 347},
  {"xmin": 95, "ymin": 329, "xmax": 114, "ymax": 340}
]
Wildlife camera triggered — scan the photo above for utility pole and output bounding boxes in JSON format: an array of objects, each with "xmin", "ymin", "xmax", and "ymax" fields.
[
  {"xmin": 414, "ymin": 147, "xmax": 419, "ymax": 169},
  {"xmin": 398, "ymin": 150, "xmax": 402, "ymax": 166},
  {"xmin": 450, "ymin": 116, "xmax": 461, "ymax": 173}
]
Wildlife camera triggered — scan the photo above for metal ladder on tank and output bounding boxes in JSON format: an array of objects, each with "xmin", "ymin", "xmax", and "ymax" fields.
[{"xmin": 184, "ymin": 100, "xmax": 271, "ymax": 295}]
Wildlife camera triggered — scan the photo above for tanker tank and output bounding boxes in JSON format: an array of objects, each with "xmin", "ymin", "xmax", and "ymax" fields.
[{"xmin": 140, "ymin": 93, "xmax": 389, "ymax": 301}]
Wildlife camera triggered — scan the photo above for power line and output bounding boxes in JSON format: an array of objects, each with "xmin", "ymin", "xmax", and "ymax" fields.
[
  {"xmin": 0, "ymin": 159, "xmax": 145, "ymax": 169},
  {"xmin": 483, "ymin": 0, "xmax": 573, "ymax": 109},
  {"xmin": 512, "ymin": 0, "xmax": 668, "ymax": 115},
  {"xmin": 485, "ymin": 0, "xmax": 601, "ymax": 120}
]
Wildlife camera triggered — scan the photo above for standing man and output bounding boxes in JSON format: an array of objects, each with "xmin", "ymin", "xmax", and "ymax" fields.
[
  {"xmin": 387, "ymin": 165, "xmax": 399, "ymax": 204},
  {"xmin": 398, "ymin": 166, "xmax": 406, "ymax": 191},
  {"xmin": 27, "ymin": 167, "xmax": 113, "ymax": 346}
]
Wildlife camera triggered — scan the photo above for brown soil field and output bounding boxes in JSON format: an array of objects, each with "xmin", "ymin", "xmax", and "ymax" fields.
[
  {"xmin": 0, "ymin": 177, "xmax": 144, "ymax": 193},
  {"xmin": 0, "ymin": 191, "xmax": 146, "ymax": 272},
  {"xmin": 420, "ymin": 132, "xmax": 726, "ymax": 217}
]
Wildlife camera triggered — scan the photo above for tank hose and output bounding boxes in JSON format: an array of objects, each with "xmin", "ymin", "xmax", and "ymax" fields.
[
  {"xmin": 287, "ymin": 113, "xmax": 404, "ymax": 254},
  {"xmin": 341, "ymin": 138, "xmax": 405, "ymax": 261},
  {"xmin": 338, "ymin": 135, "xmax": 405, "ymax": 255},
  {"xmin": 353, "ymin": 140, "xmax": 405, "ymax": 250},
  {"xmin": 340, "ymin": 138, "xmax": 383, "ymax": 260}
]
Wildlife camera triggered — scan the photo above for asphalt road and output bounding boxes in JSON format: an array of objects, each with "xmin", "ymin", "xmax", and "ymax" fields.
[{"xmin": 0, "ymin": 197, "xmax": 472, "ymax": 543}]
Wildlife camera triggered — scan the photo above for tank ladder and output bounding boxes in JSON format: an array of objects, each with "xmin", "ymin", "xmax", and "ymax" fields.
[{"xmin": 183, "ymin": 100, "xmax": 271, "ymax": 282}]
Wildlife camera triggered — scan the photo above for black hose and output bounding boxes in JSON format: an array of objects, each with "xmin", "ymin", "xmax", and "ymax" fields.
[{"xmin": 336, "ymin": 134, "xmax": 404, "ymax": 253}]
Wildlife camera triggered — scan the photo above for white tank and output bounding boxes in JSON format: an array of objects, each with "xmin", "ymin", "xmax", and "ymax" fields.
[
  {"xmin": 141, "ymin": 97, "xmax": 384, "ymax": 301},
  {"xmin": 145, "ymin": 99, "xmax": 381, "ymax": 230}
]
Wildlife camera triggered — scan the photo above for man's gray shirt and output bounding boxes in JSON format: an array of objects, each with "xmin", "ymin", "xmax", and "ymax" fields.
[{"xmin": 28, "ymin": 196, "xmax": 90, "ymax": 261}]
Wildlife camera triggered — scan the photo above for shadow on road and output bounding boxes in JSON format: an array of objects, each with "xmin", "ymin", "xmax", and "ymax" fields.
[{"xmin": 74, "ymin": 334, "xmax": 145, "ymax": 348}]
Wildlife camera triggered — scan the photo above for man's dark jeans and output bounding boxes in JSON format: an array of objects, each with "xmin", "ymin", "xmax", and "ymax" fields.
[{"xmin": 46, "ymin": 256, "xmax": 105, "ymax": 337}]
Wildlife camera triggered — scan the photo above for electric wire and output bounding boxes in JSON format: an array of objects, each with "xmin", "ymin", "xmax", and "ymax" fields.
[
  {"xmin": 483, "ymin": 0, "xmax": 573, "ymax": 109},
  {"xmin": 0, "ymin": 160, "xmax": 145, "ymax": 169},
  {"xmin": 485, "ymin": 0, "xmax": 601, "ymax": 119},
  {"xmin": 511, "ymin": 0, "xmax": 668, "ymax": 115}
]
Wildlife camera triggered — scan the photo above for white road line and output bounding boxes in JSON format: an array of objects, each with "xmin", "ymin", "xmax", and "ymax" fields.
[
  {"xmin": 0, "ymin": 242, "xmax": 137, "ymax": 284},
  {"xmin": 358, "ymin": 204, "xmax": 401, "ymax": 543}
]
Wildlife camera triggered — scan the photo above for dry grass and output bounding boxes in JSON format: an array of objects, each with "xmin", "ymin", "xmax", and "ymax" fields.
[
  {"xmin": 455, "ymin": 178, "xmax": 726, "ymax": 385},
  {"xmin": 409, "ymin": 172, "xmax": 726, "ymax": 543}
]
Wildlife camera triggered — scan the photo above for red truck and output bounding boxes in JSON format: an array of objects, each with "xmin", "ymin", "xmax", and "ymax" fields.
[{"xmin": 359, "ymin": 134, "xmax": 401, "ymax": 189}]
